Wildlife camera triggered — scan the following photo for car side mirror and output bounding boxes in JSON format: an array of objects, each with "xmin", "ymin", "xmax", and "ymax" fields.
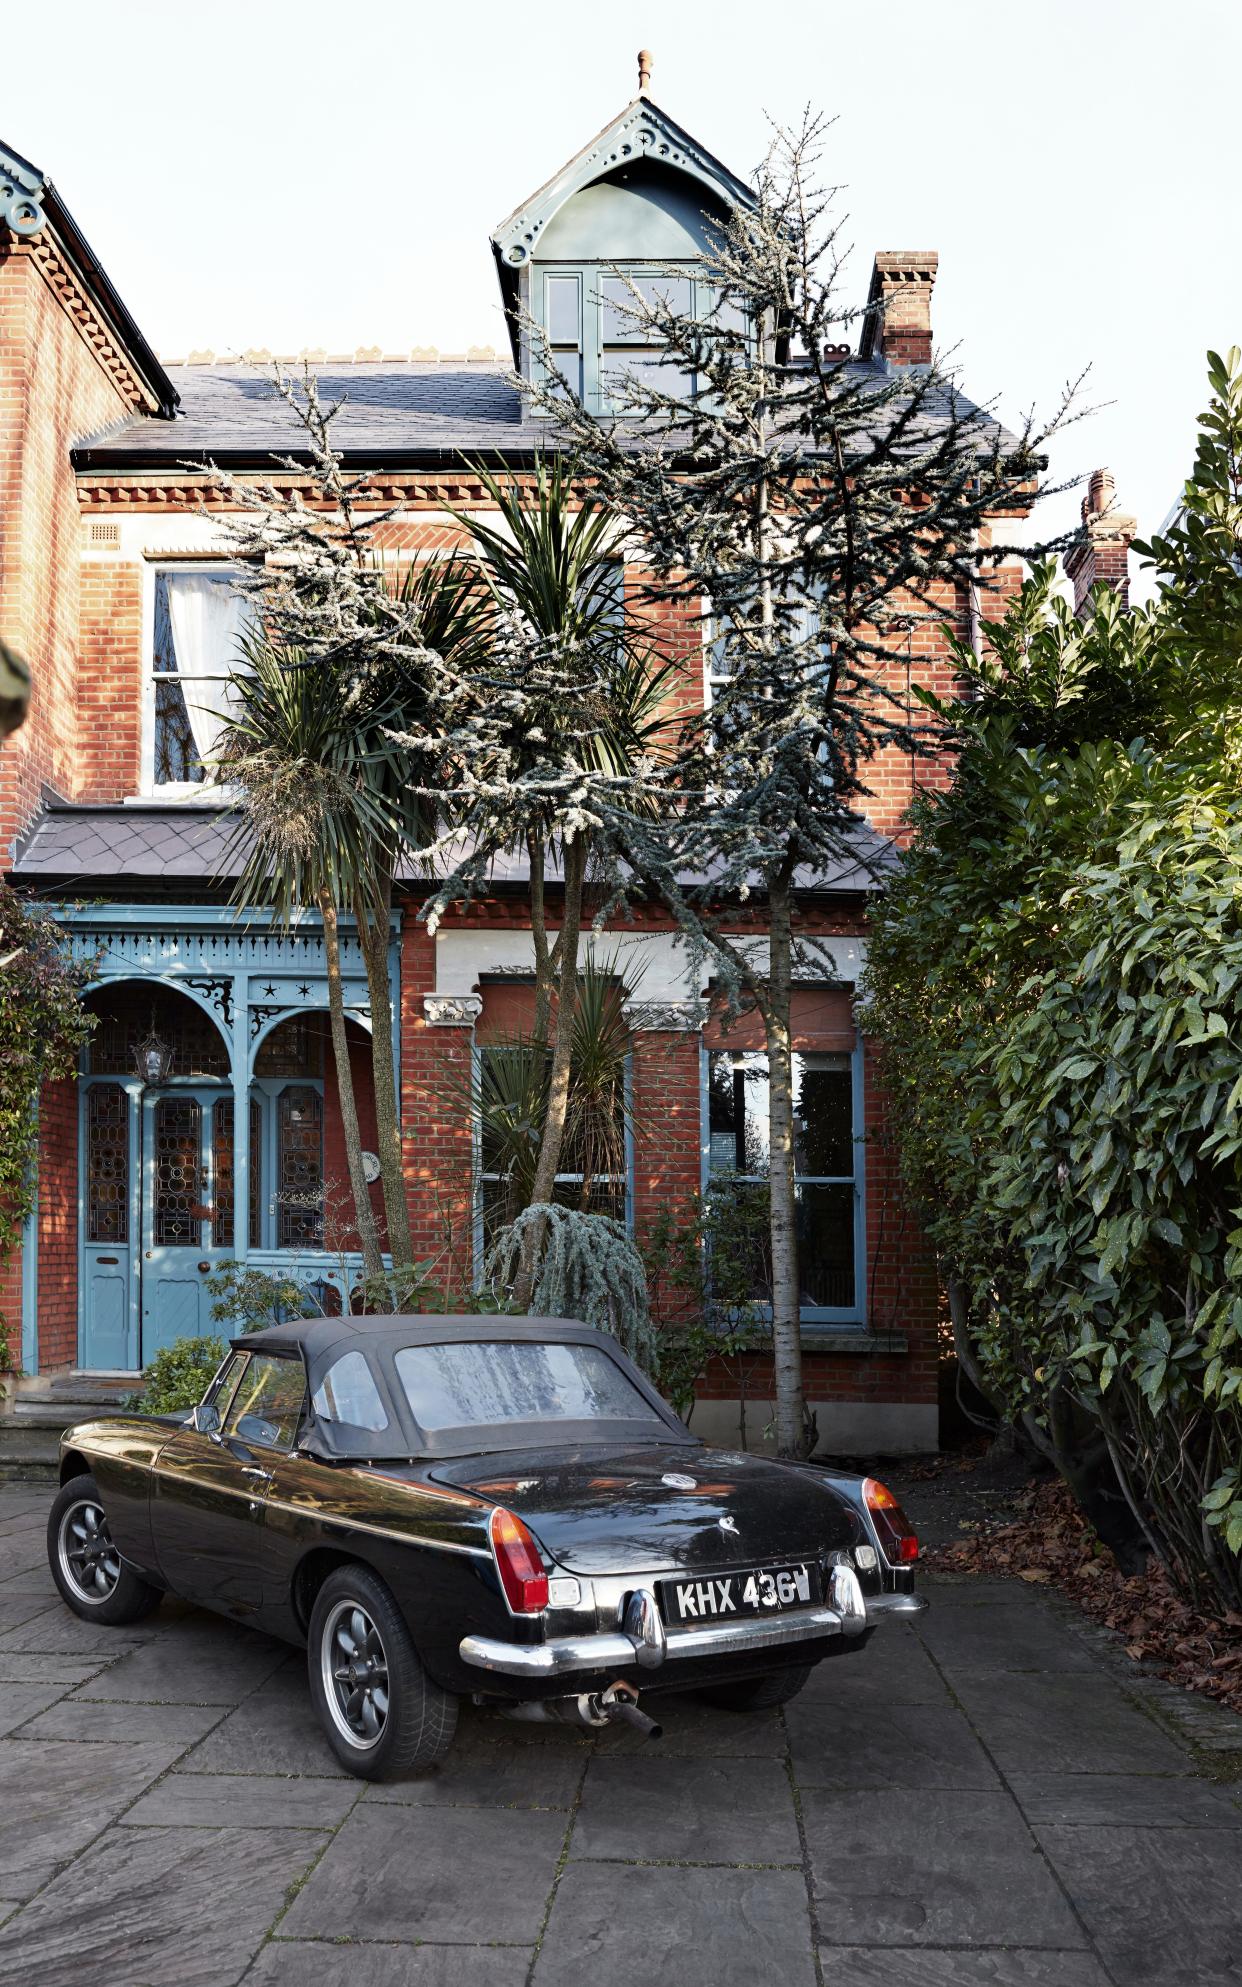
[{"xmin": 191, "ymin": 1401, "xmax": 220, "ymax": 1435}]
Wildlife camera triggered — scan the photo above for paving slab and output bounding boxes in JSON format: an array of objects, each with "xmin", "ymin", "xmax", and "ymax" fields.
[
  {"xmin": 1011, "ymin": 1770, "xmax": 1242, "ymax": 1829},
  {"xmin": 788, "ymin": 1696, "xmax": 1002, "ymax": 1791},
  {"xmin": 952, "ymin": 1671, "xmax": 1190, "ymax": 1776},
  {"xmin": 0, "ymin": 1735, "xmax": 188, "ymax": 1897},
  {"xmin": 803, "ymin": 1787, "xmax": 1086, "ymax": 1948},
  {"xmin": 573, "ymin": 1754, "xmax": 801, "ymax": 1863},
  {"xmin": 1037, "ymin": 1821, "xmax": 1242, "ymax": 1986},
  {"xmin": 818, "ymin": 1952, "xmax": 1113, "ymax": 1985},
  {"xmin": 0, "ymin": 1655, "xmax": 108, "ymax": 1686},
  {"xmin": 533, "ymin": 1862, "xmax": 818, "ymax": 1987},
  {"xmin": 0, "ymin": 1681, "xmax": 76, "ymax": 1736},
  {"xmin": 122, "ymin": 1771, "xmax": 359, "ymax": 1829},
  {"xmin": 916, "ymin": 1599, "xmax": 1101, "ymax": 1674},
  {"xmin": 801, "ymin": 1628, "xmax": 949, "ymax": 1704},
  {"xmin": 591, "ymin": 1692, "xmax": 786, "ymax": 1757},
  {"xmin": 0, "ymin": 1592, "xmax": 64, "ymax": 1634},
  {"xmin": 18, "ymin": 1696, "xmax": 226, "ymax": 1745},
  {"xmin": 366, "ymin": 1744, "xmax": 584, "ymax": 1810},
  {"xmin": 0, "ymin": 1822, "xmax": 328, "ymax": 1987},
  {"xmin": 73, "ymin": 1609, "xmax": 288, "ymax": 1704},
  {"xmin": 0, "ymin": 1603, "xmax": 148, "ymax": 1657},
  {"xmin": 245, "ymin": 1943, "xmax": 534, "ymax": 1986},
  {"xmin": 179, "ymin": 1662, "xmax": 347, "ymax": 1776},
  {"xmin": 281, "ymin": 1802, "xmax": 568, "ymax": 1945}
]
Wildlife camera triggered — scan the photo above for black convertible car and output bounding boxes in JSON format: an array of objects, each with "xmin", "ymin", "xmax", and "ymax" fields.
[{"xmin": 48, "ymin": 1316, "xmax": 926, "ymax": 1779}]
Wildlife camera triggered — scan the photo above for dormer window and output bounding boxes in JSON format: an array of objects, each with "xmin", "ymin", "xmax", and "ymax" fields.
[{"xmin": 537, "ymin": 263, "xmax": 703, "ymax": 414}]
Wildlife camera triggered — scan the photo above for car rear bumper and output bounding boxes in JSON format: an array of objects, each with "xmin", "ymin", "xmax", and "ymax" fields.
[{"xmin": 459, "ymin": 1568, "xmax": 925, "ymax": 1680}]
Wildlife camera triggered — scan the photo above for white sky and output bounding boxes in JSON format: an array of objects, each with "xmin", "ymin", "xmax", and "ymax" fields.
[{"xmin": 11, "ymin": 0, "xmax": 1242, "ymax": 602}]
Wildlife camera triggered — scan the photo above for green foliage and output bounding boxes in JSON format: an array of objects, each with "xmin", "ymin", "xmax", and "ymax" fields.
[
  {"xmin": 128, "ymin": 1335, "xmax": 227, "ymax": 1415},
  {"xmin": 0, "ymin": 884, "xmax": 96, "ymax": 1345},
  {"xmin": 483, "ymin": 1202, "xmax": 659, "ymax": 1374},
  {"xmin": 639, "ymin": 1186, "xmax": 773, "ymax": 1420},
  {"xmin": 866, "ymin": 350, "xmax": 1242, "ymax": 1611},
  {"xmin": 205, "ymin": 1261, "xmax": 315, "ymax": 1331}
]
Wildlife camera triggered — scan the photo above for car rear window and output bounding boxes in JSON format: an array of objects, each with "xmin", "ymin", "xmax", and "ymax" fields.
[{"xmin": 393, "ymin": 1340, "xmax": 660, "ymax": 1432}]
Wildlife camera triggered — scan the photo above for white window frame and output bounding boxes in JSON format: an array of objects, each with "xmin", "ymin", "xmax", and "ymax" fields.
[{"xmin": 141, "ymin": 559, "xmax": 249, "ymax": 799}]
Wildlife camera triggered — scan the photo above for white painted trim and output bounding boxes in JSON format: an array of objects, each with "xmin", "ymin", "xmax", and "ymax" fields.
[{"xmin": 431, "ymin": 927, "xmax": 866, "ymax": 996}]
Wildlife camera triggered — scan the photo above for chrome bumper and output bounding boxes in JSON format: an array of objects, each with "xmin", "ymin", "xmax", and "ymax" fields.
[{"xmin": 459, "ymin": 1564, "xmax": 905, "ymax": 1681}]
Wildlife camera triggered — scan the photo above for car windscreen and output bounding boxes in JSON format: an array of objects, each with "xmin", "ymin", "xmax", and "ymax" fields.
[{"xmin": 394, "ymin": 1339, "xmax": 661, "ymax": 1433}]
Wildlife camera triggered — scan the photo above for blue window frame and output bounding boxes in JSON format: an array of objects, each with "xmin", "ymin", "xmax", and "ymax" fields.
[
  {"xmin": 700, "ymin": 1037, "xmax": 866, "ymax": 1329},
  {"xmin": 471, "ymin": 1040, "xmax": 635, "ymax": 1271}
]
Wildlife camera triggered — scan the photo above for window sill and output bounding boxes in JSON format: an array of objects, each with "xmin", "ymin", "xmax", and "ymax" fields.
[{"xmin": 800, "ymin": 1327, "xmax": 908, "ymax": 1354}]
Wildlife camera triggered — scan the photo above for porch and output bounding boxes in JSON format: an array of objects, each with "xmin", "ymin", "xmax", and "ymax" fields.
[{"xmin": 18, "ymin": 907, "xmax": 398, "ymax": 1379}]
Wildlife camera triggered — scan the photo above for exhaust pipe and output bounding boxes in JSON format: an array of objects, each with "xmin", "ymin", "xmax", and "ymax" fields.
[{"xmin": 499, "ymin": 1680, "xmax": 662, "ymax": 1740}]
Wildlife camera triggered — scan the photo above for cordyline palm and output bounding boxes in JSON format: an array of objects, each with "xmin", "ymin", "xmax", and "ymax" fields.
[
  {"xmin": 474, "ymin": 954, "xmax": 639, "ymax": 1226},
  {"xmin": 450, "ymin": 459, "xmax": 674, "ymax": 1303},
  {"xmin": 215, "ymin": 638, "xmax": 393, "ymax": 1281},
  {"xmin": 217, "ymin": 556, "xmax": 487, "ymax": 1285},
  {"xmin": 347, "ymin": 554, "xmax": 490, "ymax": 1271}
]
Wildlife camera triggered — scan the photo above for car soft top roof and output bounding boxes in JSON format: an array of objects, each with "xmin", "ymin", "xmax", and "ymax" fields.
[
  {"xmin": 232, "ymin": 1314, "xmax": 604, "ymax": 1362},
  {"xmin": 229, "ymin": 1314, "xmax": 686, "ymax": 1461}
]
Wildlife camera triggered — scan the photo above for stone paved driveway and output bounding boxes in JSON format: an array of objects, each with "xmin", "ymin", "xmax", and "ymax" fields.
[{"xmin": 0, "ymin": 1479, "xmax": 1238, "ymax": 1986}]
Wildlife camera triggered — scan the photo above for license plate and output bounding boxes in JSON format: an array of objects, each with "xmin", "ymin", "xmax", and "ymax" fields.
[{"xmin": 660, "ymin": 1561, "xmax": 821, "ymax": 1625}]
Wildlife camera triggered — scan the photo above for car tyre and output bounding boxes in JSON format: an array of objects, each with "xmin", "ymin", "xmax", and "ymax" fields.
[
  {"xmin": 47, "ymin": 1472, "xmax": 163, "ymax": 1626},
  {"xmin": 695, "ymin": 1663, "xmax": 814, "ymax": 1711},
  {"xmin": 308, "ymin": 1563, "xmax": 458, "ymax": 1781}
]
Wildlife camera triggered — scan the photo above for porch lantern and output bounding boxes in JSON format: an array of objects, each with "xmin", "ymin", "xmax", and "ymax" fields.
[{"xmin": 133, "ymin": 1011, "xmax": 174, "ymax": 1086}]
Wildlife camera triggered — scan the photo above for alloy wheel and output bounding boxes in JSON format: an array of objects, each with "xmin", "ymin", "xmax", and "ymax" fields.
[
  {"xmin": 321, "ymin": 1599, "xmax": 390, "ymax": 1750},
  {"xmin": 58, "ymin": 1498, "xmax": 122, "ymax": 1605}
]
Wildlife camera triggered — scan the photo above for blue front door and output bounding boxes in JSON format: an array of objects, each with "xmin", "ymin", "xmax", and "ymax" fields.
[
  {"xmin": 140, "ymin": 1086, "xmax": 228, "ymax": 1361},
  {"xmin": 81, "ymin": 1079, "xmax": 140, "ymax": 1370}
]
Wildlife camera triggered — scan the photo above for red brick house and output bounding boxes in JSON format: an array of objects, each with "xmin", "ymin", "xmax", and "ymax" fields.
[{"xmin": 0, "ymin": 84, "xmax": 1124, "ymax": 1454}]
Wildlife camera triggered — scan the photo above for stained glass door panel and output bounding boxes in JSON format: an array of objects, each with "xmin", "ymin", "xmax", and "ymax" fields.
[
  {"xmin": 140, "ymin": 1087, "xmax": 228, "ymax": 1363},
  {"xmin": 81, "ymin": 1082, "xmax": 138, "ymax": 1370}
]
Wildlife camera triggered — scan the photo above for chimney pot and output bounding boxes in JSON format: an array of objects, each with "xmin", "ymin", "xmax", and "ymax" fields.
[{"xmin": 1065, "ymin": 467, "xmax": 1136, "ymax": 617}]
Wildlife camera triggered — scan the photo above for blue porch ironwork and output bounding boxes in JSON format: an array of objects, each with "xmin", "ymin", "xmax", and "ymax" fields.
[{"xmin": 25, "ymin": 905, "xmax": 400, "ymax": 1374}]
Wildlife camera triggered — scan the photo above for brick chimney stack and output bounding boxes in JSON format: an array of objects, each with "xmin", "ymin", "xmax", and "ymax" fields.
[
  {"xmin": 1063, "ymin": 468, "xmax": 1136, "ymax": 618},
  {"xmin": 858, "ymin": 252, "xmax": 939, "ymax": 366}
]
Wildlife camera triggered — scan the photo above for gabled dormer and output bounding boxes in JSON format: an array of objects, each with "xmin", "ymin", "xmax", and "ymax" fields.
[{"xmin": 490, "ymin": 58, "xmax": 755, "ymax": 413}]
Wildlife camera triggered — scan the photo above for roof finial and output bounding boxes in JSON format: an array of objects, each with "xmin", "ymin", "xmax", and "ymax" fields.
[{"xmin": 637, "ymin": 48, "xmax": 653, "ymax": 95}]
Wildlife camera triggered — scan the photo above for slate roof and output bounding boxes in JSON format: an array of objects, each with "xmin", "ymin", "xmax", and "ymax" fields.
[
  {"xmin": 11, "ymin": 800, "xmax": 896, "ymax": 895},
  {"xmin": 71, "ymin": 359, "xmax": 1020, "ymax": 470},
  {"xmin": 11, "ymin": 803, "xmax": 250, "ymax": 886}
]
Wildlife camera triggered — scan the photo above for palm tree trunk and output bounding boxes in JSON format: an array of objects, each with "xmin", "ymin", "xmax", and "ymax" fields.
[
  {"xmin": 512, "ymin": 834, "xmax": 587, "ymax": 1308},
  {"xmin": 355, "ymin": 882, "xmax": 414, "ymax": 1271},
  {"xmin": 766, "ymin": 864, "xmax": 807, "ymax": 1457},
  {"xmin": 318, "ymin": 888, "xmax": 384, "ymax": 1283}
]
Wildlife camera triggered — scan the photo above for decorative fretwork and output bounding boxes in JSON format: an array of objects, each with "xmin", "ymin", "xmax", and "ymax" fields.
[
  {"xmin": 185, "ymin": 977, "xmax": 234, "ymax": 1027},
  {"xmin": 277, "ymin": 1086, "xmax": 324, "ymax": 1249},
  {"xmin": 86, "ymin": 1085, "xmax": 129, "ymax": 1245},
  {"xmin": 213, "ymin": 1096, "xmax": 262, "ymax": 1250},
  {"xmin": 89, "ymin": 985, "xmax": 228, "ymax": 1078},
  {"xmin": 154, "ymin": 1095, "xmax": 203, "ymax": 1247}
]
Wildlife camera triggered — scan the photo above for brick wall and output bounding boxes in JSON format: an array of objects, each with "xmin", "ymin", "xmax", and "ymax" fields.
[
  {"xmin": 0, "ymin": 240, "xmax": 134, "ymax": 852},
  {"xmin": 33, "ymin": 1076, "xmax": 78, "ymax": 1371}
]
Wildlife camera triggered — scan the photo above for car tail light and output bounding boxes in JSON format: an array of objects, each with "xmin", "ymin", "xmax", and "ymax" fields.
[
  {"xmin": 863, "ymin": 1477, "xmax": 919, "ymax": 1564},
  {"xmin": 489, "ymin": 1507, "xmax": 549, "ymax": 1614}
]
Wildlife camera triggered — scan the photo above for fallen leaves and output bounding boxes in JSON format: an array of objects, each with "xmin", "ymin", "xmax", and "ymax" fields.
[{"xmin": 928, "ymin": 1475, "xmax": 1242, "ymax": 1720}]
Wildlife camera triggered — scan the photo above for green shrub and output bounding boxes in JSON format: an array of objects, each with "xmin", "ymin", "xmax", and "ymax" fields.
[{"xmin": 128, "ymin": 1336, "xmax": 226, "ymax": 1415}]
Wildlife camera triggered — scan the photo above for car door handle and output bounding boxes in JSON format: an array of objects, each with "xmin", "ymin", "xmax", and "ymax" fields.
[{"xmin": 240, "ymin": 1466, "xmax": 272, "ymax": 1482}]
